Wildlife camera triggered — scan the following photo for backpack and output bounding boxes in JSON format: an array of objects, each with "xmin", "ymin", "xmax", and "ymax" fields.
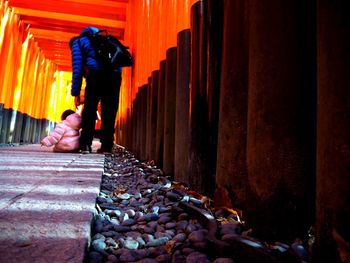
[{"xmin": 70, "ymin": 30, "xmax": 133, "ymax": 68}]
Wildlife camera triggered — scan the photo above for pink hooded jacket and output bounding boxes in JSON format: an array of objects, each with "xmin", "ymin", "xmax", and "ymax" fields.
[{"xmin": 41, "ymin": 113, "xmax": 81, "ymax": 152}]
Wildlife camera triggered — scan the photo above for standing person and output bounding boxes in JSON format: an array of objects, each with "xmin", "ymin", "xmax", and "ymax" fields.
[
  {"xmin": 70, "ymin": 26, "xmax": 122, "ymax": 153},
  {"xmin": 41, "ymin": 109, "xmax": 81, "ymax": 153}
]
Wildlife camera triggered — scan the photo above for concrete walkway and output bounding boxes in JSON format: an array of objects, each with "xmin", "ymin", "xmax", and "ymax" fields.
[{"xmin": 0, "ymin": 143, "xmax": 104, "ymax": 263}]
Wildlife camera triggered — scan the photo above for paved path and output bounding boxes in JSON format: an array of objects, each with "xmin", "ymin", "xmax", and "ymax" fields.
[{"xmin": 0, "ymin": 144, "xmax": 104, "ymax": 263}]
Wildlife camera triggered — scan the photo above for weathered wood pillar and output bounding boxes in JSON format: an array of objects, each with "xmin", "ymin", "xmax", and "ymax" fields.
[
  {"xmin": 163, "ymin": 47, "xmax": 177, "ymax": 177},
  {"xmin": 215, "ymin": 0, "xmax": 248, "ymax": 209},
  {"xmin": 131, "ymin": 99, "xmax": 137, "ymax": 154},
  {"xmin": 189, "ymin": 0, "xmax": 209, "ymax": 193},
  {"xmin": 125, "ymin": 108, "xmax": 132, "ymax": 149},
  {"xmin": 150, "ymin": 70, "xmax": 159, "ymax": 162},
  {"xmin": 155, "ymin": 60, "xmax": 167, "ymax": 168},
  {"xmin": 174, "ymin": 29, "xmax": 191, "ymax": 185},
  {"xmin": 246, "ymin": 0, "xmax": 316, "ymax": 242},
  {"xmin": 146, "ymin": 77, "xmax": 152, "ymax": 160},
  {"xmin": 316, "ymin": 1, "xmax": 350, "ymax": 262},
  {"xmin": 140, "ymin": 84, "xmax": 148, "ymax": 161},
  {"xmin": 134, "ymin": 90, "xmax": 141, "ymax": 158},
  {"xmin": 205, "ymin": 0, "xmax": 223, "ymax": 197}
]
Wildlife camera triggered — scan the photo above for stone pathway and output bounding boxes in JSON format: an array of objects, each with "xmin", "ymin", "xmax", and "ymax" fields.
[
  {"xmin": 0, "ymin": 143, "xmax": 104, "ymax": 263},
  {"xmin": 0, "ymin": 143, "xmax": 309, "ymax": 263}
]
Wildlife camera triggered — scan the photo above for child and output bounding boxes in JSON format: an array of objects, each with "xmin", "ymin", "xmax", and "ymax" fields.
[{"xmin": 41, "ymin": 109, "xmax": 81, "ymax": 152}]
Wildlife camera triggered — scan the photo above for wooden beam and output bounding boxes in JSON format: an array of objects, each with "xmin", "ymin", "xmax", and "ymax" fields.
[
  {"xmin": 12, "ymin": 8, "xmax": 126, "ymax": 28},
  {"xmin": 20, "ymin": 15, "xmax": 124, "ymax": 38},
  {"xmin": 8, "ymin": 0, "xmax": 126, "ymax": 21}
]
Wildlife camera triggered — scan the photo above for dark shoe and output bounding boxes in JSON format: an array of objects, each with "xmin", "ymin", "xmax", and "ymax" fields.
[
  {"xmin": 80, "ymin": 145, "xmax": 92, "ymax": 154},
  {"xmin": 97, "ymin": 146, "xmax": 112, "ymax": 154}
]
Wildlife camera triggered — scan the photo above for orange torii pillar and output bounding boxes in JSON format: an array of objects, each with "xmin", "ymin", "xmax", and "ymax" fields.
[
  {"xmin": 155, "ymin": 60, "xmax": 167, "ymax": 169},
  {"xmin": 163, "ymin": 47, "xmax": 177, "ymax": 177},
  {"xmin": 246, "ymin": 0, "xmax": 316, "ymax": 242},
  {"xmin": 131, "ymin": 98, "xmax": 136, "ymax": 153},
  {"xmin": 316, "ymin": 1, "xmax": 350, "ymax": 262},
  {"xmin": 149, "ymin": 70, "xmax": 159, "ymax": 162},
  {"xmin": 188, "ymin": 1, "xmax": 209, "ymax": 193},
  {"xmin": 215, "ymin": 0, "xmax": 248, "ymax": 209},
  {"xmin": 174, "ymin": 29, "xmax": 191, "ymax": 185},
  {"xmin": 140, "ymin": 84, "xmax": 148, "ymax": 161},
  {"xmin": 145, "ymin": 76, "xmax": 152, "ymax": 161},
  {"xmin": 133, "ymin": 89, "xmax": 141, "ymax": 158},
  {"xmin": 205, "ymin": 0, "xmax": 223, "ymax": 197}
]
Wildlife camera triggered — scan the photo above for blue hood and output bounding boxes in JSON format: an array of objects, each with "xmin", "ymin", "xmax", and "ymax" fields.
[{"xmin": 81, "ymin": 26, "xmax": 99, "ymax": 35}]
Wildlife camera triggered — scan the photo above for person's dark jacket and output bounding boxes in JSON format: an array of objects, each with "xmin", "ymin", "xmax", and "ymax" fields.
[{"xmin": 70, "ymin": 27, "xmax": 121, "ymax": 97}]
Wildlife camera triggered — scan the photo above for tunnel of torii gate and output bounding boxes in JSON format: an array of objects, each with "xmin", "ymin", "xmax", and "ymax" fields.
[{"xmin": 0, "ymin": 0, "xmax": 349, "ymax": 262}]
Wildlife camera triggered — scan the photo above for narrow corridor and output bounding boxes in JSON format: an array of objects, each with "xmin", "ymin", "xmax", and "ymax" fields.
[{"xmin": 0, "ymin": 1, "xmax": 349, "ymax": 263}]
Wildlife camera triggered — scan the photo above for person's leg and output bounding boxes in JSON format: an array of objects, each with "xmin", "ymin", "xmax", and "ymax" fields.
[
  {"xmin": 80, "ymin": 70, "xmax": 101, "ymax": 152},
  {"xmin": 99, "ymin": 71, "xmax": 121, "ymax": 151}
]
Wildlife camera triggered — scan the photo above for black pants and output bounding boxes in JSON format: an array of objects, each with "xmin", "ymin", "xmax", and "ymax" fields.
[{"xmin": 80, "ymin": 69, "xmax": 122, "ymax": 148}]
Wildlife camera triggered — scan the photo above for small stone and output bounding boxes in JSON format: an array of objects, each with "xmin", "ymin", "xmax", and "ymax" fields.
[
  {"xmin": 188, "ymin": 229, "xmax": 208, "ymax": 243},
  {"xmin": 122, "ymin": 219, "xmax": 136, "ymax": 226},
  {"xmin": 134, "ymin": 192, "xmax": 142, "ymax": 199},
  {"xmin": 124, "ymin": 239, "xmax": 139, "ymax": 250},
  {"xmin": 139, "ymin": 197, "xmax": 151, "ymax": 204},
  {"xmin": 106, "ymin": 254, "xmax": 118, "ymax": 262},
  {"xmin": 125, "ymin": 209, "xmax": 136, "ymax": 218},
  {"xmin": 171, "ymin": 250, "xmax": 186, "ymax": 263},
  {"xmin": 156, "ymin": 254, "xmax": 171, "ymax": 262},
  {"xmin": 92, "ymin": 233, "xmax": 106, "ymax": 241},
  {"xmin": 213, "ymin": 258, "xmax": 236, "ymax": 263},
  {"xmin": 142, "ymin": 259, "xmax": 158, "ymax": 263},
  {"xmin": 119, "ymin": 250, "xmax": 143, "ymax": 262},
  {"xmin": 186, "ymin": 252, "xmax": 211, "ymax": 263},
  {"xmin": 130, "ymin": 200, "xmax": 143, "ymax": 207},
  {"xmin": 291, "ymin": 241, "xmax": 308, "ymax": 260},
  {"xmin": 176, "ymin": 220, "xmax": 188, "ymax": 231},
  {"xmin": 146, "ymin": 237, "xmax": 169, "ymax": 247},
  {"xmin": 117, "ymin": 193, "xmax": 132, "ymax": 200},
  {"xmin": 143, "ymin": 213, "xmax": 159, "ymax": 222},
  {"xmin": 125, "ymin": 231, "xmax": 142, "ymax": 239},
  {"xmin": 166, "ymin": 192, "xmax": 181, "ymax": 201},
  {"xmin": 165, "ymin": 222, "xmax": 176, "ymax": 229},
  {"xmin": 159, "ymin": 206, "xmax": 171, "ymax": 213},
  {"xmin": 105, "ymin": 237, "xmax": 118, "ymax": 247},
  {"xmin": 178, "ymin": 213, "xmax": 189, "ymax": 220},
  {"xmin": 89, "ymin": 251, "xmax": 103, "ymax": 263},
  {"xmin": 91, "ymin": 239, "xmax": 106, "ymax": 253},
  {"xmin": 142, "ymin": 234, "xmax": 155, "ymax": 243},
  {"xmin": 113, "ymin": 225, "xmax": 131, "ymax": 232},
  {"xmin": 152, "ymin": 206, "xmax": 160, "ymax": 214},
  {"xmin": 173, "ymin": 233, "xmax": 187, "ymax": 242},
  {"xmin": 158, "ymin": 215, "xmax": 171, "ymax": 224},
  {"xmin": 182, "ymin": 247, "xmax": 195, "ymax": 255}
]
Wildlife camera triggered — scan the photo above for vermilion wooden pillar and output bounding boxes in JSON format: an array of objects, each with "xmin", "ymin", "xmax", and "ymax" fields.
[
  {"xmin": 146, "ymin": 76, "xmax": 152, "ymax": 160},
  {"xmin": 150, "ymin": 70, "xmax": 159, "ymax": 162},
  {"xmin": 215, "ymin": 0, "xmax": 248, "ymax": 209},
  {"xmin": 189, "ymin": 1, "xmax": 209, "ymax": 193},
  {"xmin": 126, "ymin": 108, "xmax": 132, "ymax": 149},
  {"xmin": 246, "ymin": 0, "xmax": 316, "ymax": 242},
  {"xmin": 205, "ymin": 0, "xmax": 223, "ymax": 197},
  {"xmin": 174, "ymin": 29, "xmax": 191, "ymax": 184},
  {"xmin": 156, "ymin": 60, "xmax": 167, "ymax": 168},
  {"xmin": 140, "ymin": 84, "xmax": 148, "ymax": 161},
  {"xmin": 316, "ymin": 1, "xmax": 350, "ymax": 262},
  {"xmin": 133, "ymin": 91, "xmax": 141, "ymax": 157},
  {"xmin": 163, "ymin": 47, "xmax": 177, "ymax": 177}
]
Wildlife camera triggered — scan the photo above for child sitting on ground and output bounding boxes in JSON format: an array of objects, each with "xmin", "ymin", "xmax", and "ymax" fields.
[{"xmin": 41, "ymin": 109, "xmax": 81, "ymax": 152}]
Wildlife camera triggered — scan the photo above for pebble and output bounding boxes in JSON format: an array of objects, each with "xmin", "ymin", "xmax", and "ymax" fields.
[{"xmin": 87, "ymin": 146, "xmax": 305, "ymax": 263}]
